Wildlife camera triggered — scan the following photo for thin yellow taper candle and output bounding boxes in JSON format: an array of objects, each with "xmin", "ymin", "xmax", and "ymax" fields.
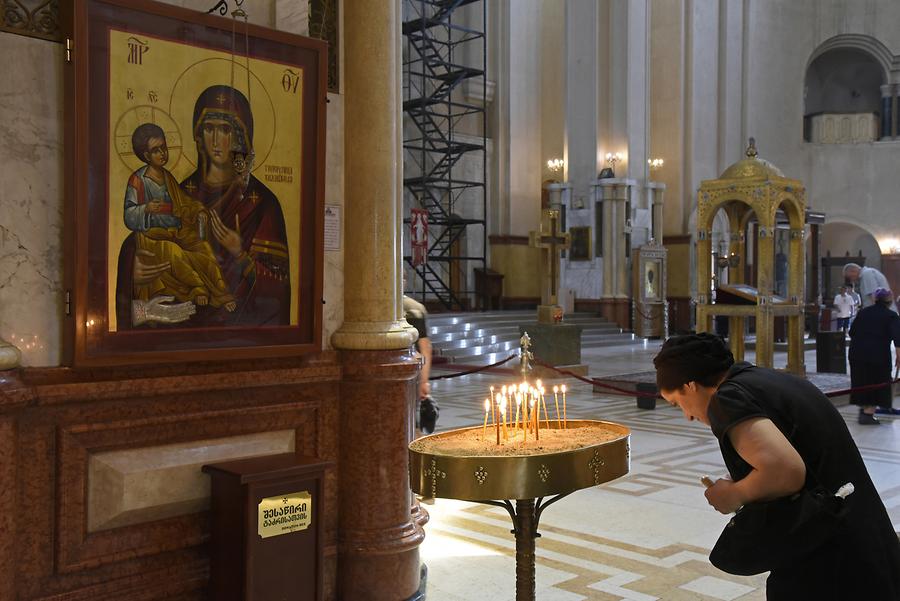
[
  {"xmin": 553, "ymin": 385, "xmax": 562, "ymax": 429},
  {"xmin": 561, "ymin": 384, "xmax": 567, "ymax": 429},
  {"xmin": 482, "ymin": 399, "xmax": 489, "ymax": 439}
]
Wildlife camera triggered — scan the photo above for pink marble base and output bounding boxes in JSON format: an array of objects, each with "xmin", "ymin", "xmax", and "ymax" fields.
[{"xmin": 337, "ymin": 349, "xmax": 424, "ymax": 600}]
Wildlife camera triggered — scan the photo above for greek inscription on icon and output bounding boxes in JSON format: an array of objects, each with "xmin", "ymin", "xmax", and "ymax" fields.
[
  {"xmin": 258, "ymin": 491, "xmax": 312, "ymax": 538},
  {"xmin": 264, "ymin": 165, "xmax": 294, "ymax": 184},
  {"xmin": 127, "ymin": 37, "xmax": 149, "ymax": 65},
  {"xmin": 126, "ymin": 88, "xmax": 134, "ymax": 100},
  {"xmin": 282, "ymin": 68, "xmax": 300, "ymax": 94},
  {"xmin": 148, "ymin": 90, "xmax": 158, "ymax": 104}
]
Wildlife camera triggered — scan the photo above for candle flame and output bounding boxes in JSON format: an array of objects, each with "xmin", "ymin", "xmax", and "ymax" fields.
[
  {"xmin": 561, "ymin": 384, "xmax": 567, "ymax": 393},
  {"xmin": 553, "ymin": 385, "xmax": 559, "ymax": 393},
  {"xmin": 484, "ymin": 399, "xmax": 490, "ymax": 411}
]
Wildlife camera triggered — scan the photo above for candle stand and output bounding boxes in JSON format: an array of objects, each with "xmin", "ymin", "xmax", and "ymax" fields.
[{"xmin": 409, "ymin": 420, "xmax": 630, "ymax": 601}]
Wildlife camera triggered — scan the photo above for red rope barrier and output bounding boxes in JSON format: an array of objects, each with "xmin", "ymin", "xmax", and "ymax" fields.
[
  {"xmin": 532, "ymin": 357, "xmax": 900, "ymax": 400},
  {"xmin": 429, "ymin": 353, "xmax": 518, "ymax": 380}
]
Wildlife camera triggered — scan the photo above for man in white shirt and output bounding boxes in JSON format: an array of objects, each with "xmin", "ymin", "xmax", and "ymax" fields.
[
  {"xmin": 843, "ymin": 263, "xmax": 897, "ymax": 311},
  {"xmin": 833, "ymin": 286, "xmax": 854, "ymax": 332}
]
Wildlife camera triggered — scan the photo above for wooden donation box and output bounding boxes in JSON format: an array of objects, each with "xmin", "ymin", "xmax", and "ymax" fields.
[
  {"xmin": 202, "ymin": 454, "xmax": 330, "ymax": 601},
  {"xmin": 632, "ymin": 245, "xmax": 668, "ymax": 338}
]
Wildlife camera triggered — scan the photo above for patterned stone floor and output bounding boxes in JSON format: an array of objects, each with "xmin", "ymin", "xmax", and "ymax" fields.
[{"xmin": 418, "ymin": 342, "xmax": 900, "ymax": 600}]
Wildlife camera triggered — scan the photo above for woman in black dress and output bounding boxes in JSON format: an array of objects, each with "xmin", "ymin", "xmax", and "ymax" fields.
[
  {"xmin": 653, "ymin": 333, "xmax": 900, "ymax": 600},
  {"xmin": 849, "ymin": 287, "xmax": 900, "ymax": 424}
]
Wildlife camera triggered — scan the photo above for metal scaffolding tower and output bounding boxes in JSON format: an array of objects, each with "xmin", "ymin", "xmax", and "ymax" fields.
[{"xmin": 402, "ymin": 0, "xmax": 487, "ymax": 310}]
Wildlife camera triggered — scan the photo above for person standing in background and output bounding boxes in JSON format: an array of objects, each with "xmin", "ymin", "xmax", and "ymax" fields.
[
  {"xmin": 843, "ymin": 263, "xmax": 896, "ymax": 311},
  {"xmin": 832, "ymin": 286, "xmax": 854, "ymax": 333}
]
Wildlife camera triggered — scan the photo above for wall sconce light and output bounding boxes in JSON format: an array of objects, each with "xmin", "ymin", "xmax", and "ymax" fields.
[
  {"xmin": 546, "ymin": 158, "xmax": 565, "ymax": 174},
  {"xmin": 605, "ymin": 152, "xmax": 623, "ymax": 168},
  {"xmin": 648, "ymin": 157, "xmax": 664, "ymax": 171}
]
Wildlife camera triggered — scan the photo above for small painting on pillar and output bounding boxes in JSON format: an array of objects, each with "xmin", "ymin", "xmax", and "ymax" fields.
[
  {"xmin": 569, "ymin": 227, "xmax": 592, "ymax": 261},
  {"xmin": 644, "ymin": 260, "xmax": 661, "ymax": 301},
  {"xmin": 62, "ymin": 0, "xmax": 327, "ymax": 366}
]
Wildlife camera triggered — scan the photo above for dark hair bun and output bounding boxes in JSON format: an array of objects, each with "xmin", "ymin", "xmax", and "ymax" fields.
[{"xmin": 653, "ymin": 333, "xmax": 734, "ymax": 391}]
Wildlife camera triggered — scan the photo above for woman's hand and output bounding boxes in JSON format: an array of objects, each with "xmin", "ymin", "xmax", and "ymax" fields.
[
  {"xmin": 704, "ymin": 477, "xmax": 743, "ymax": 514},
  {"xmin": 209, "ymin": 210, "xmax": 243, "ymax": 257}
]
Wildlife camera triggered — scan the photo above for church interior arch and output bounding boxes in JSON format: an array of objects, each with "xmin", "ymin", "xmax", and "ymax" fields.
[{"xmin": 804, "ymin": 45, "xmax": 886, "ymax": 142}]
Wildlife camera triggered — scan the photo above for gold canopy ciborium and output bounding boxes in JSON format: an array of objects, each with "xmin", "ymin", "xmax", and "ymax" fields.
[{"xmin": 410, "ymin": 419, "xmax": 630, "ymax": 600}]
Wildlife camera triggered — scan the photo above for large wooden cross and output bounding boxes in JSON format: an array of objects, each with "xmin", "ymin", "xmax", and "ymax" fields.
[{"xmin": 529, "ymin": 209, "xmax": 570, "ymax": 305}]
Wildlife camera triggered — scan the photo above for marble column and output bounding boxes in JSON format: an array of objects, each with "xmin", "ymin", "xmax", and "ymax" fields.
[
  {"xmin": 599, "ymin": 183, "xmax": 616, "ymax": 297},
  {"xmin": 0, "ymin": 414, "xmax": 16, "ymax": 601},
  {"xmin": 332, "ymin": 1, "xmax": 422, "ymax": 599},
  {"xmin": 564, "ymin": 0, "xmax": 599, "ymax": 209},
  {"xmin": 881, "ymin": 84, "xmax": 893, "ymax": 140},
  {"xmin": 647, "ymin": 182, "xmax": 665, "ymax": 244}
]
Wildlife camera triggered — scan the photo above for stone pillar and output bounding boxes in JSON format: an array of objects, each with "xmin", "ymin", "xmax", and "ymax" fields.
[
  {"xmin": 614, "ymin": 192, "xmax": 629, "ymax": 298},
  {"xmin": 600, "ymin": 183, "xmax": 615, "ymax": 296},
  {"xmin": 332, "ymin": 1, "xmax": 423, "ymax": 599},
  {"xmin": 598, "ymin": 179, "xmax": 634, "ymax": 328},
  {"xmin": 0, "ymin": 415, "xmax": 14, "ymax": 601},
  {"xmin": 564, "ymin": 0, "xmax": 599, "ymax": 207},
  {"xmin": 647, "ymin": 182, "xmax": 665, "ymax": 244},
  {"xmin": 881, "ymin": 84, "xmax": 893, "ymax": 140}
]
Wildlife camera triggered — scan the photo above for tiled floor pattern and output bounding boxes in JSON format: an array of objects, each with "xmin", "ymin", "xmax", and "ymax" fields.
[{"xmin": 419, "ymin": 343, "xmax": 900, "ymax": 601}]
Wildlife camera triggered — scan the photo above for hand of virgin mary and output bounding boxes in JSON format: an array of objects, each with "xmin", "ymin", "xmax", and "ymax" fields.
[{"xmin": 209, "ymin": 210, "xmax": 243, "ymax": 257}]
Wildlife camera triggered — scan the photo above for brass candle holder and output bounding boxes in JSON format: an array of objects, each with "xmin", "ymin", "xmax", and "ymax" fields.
[{"xmin": 409, "ymin": 336, "xmax": 631, "ymax": 601}]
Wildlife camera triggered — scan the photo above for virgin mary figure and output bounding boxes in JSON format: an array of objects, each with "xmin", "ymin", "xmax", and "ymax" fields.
[{"xmin": 116, "ymin": 85, "xmax": 291, "ymax": 328}]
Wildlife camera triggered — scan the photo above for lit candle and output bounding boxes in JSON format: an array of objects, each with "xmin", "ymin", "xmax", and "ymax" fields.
[
  {"xmin": 532, "ymin": 396, "xmax": 539, "ymax": 440},
  {"xmin": 514, "ymin": 394, "xmax": 522, "ymax": 439},
  {"xmin": 561, "ymin": 384, "xmax": 567, "ymax": 429},
  {"xmin": 499, "ymin": 398, "xmax": 508, "ymax": 440},
  {"xmin": 493, "ymin": 394, "xmax": 499, "ymax": 445},
  {"xmin": 482, "ymin": 398, "xmax": 490, "ymax": 439},
  {"xmin": 490, "ymin": 385, "xmax": 495, "ymax": 410},
  {"xmin": 540, "ymin": 386, "xmax": 550, "ymax": 429},
  {"xmin": 553, "ymin": 385, "xmax": 562, "ymax": 429}
]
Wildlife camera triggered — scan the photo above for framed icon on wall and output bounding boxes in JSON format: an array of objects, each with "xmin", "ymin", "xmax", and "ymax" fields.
[{"xmin": 63, "ymin": 0, "xmax": 327, "ymax": 366}]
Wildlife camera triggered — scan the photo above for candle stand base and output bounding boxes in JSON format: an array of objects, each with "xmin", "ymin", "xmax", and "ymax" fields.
[{"xmin": 480, "ymin": 494, "xmax": 570, "ymax": 601}]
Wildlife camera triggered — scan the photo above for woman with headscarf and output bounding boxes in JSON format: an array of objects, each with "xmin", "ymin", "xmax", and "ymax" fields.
[
  {"xmin": 653, "ymin": 333, "xmax": 900, "ymax": 600},
  {"xmin": 849, "ymin": 287, "xmax": 900, "ymax": 424}
]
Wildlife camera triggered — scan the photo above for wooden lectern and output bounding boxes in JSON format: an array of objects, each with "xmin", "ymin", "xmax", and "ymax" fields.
[{"xmin": 203, "ymin": 453, "xmax": 331, "ymax": 601}]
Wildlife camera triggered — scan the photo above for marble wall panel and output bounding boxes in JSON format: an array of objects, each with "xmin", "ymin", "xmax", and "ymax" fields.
[
  {"xmin": 0, "ymin": 0, "xmax": 348, "ymax": 364},
  {"xmin": 0, "ymin": 33, "xmax": 64, "ymax": 367},
  {"xmin": 322, "ymin": 93, "xmax": 344, "ymax": 348},
  {"xmin": 88, "ymin": 430, "xmax": 295, "ymax": 532}
]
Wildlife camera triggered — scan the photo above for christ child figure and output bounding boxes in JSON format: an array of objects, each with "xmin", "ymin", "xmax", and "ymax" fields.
[{"xmin": 123, "ymin": 123, "xmax": 236, "ymax": 312}]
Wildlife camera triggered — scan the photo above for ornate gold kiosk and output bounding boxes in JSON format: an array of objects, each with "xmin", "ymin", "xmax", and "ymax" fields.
[
  {"xmin": 695, "ymin": 139, "xmax": 807, "ymax": 372},
  {"xmin": 409, "ymin": 338, "xmax": 630, "ymax": 601}
]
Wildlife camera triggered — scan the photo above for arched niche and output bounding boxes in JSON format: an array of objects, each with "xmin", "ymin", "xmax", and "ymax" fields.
[{"xmin": 804, "ymin": 37, "xmax": 888, "ymax": 142}]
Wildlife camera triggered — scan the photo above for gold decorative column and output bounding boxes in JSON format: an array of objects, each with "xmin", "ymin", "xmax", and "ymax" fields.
[
  {"xmin": 332, "ymin": 0, "xmax": 423, "ymax": 598},
  {"xmin": 787, "ymin": 222, "xmax": 807, "ymax": 373},
  {"xmin": 754, "ymin": 213, "xmax": 776, "ymax": 368}
]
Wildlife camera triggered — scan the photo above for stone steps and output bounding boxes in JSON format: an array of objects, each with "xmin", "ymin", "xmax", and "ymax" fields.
[{"xmin": 423, "ymin": 310, "xmax": 640, "ymax": 364}]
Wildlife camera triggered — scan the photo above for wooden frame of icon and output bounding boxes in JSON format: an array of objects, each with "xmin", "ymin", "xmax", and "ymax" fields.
[{"xmin": 63, "ymin": 0, "xmax": 327, "ymax": 366}]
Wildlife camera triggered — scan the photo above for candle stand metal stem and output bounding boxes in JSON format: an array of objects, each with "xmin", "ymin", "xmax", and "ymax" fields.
[{"xmin": 480, "ymin": 494, "xmax": 570, "ymax": 601}]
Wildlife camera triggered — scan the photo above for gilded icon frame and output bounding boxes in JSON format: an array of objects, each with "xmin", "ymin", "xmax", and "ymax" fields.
[{"xmin": 63, "ymin": 0, "xmax": 327, "ymax": 366}]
